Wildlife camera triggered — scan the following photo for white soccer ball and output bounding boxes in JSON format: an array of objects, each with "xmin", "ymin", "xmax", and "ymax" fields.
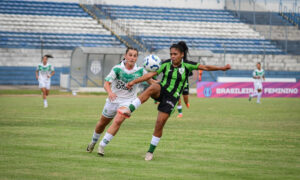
[{"xmin": 143, "ymin": 54, "xmax": 161, "ymax": 72}]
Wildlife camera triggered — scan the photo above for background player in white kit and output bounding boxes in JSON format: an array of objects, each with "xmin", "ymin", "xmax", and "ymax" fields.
[
  {"xmin": 249, "ymin": 62, "xmax": 265, "ymax": 104},
  {"xmin": 35, "ymin": 55, "xmax": 55, "ymax": 108},
  {"xmin": 86, "ymin": 47, "xmax": 152, "ymax": 156}
]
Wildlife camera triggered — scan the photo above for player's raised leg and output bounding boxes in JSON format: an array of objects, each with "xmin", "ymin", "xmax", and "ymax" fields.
[{"xmin": 118, "ymin": 83, "xmax": 161, "ymax": 118}]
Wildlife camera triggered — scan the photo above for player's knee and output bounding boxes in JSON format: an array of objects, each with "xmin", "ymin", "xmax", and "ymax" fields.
[{"xmin": 149, "ymin": 83, "xmax": 160, "ymax": 93}]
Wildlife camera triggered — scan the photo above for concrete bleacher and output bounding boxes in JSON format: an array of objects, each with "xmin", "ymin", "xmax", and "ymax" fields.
[
  {"xmin": 0, "ymin": 0, "xmax": 126, "ymax": 85},
  {"xmin": 96, "ymin": 4, "xmax": 284, "ymax": 55},
  {"xmin": 89, "ymin": 3, "xmax": 285, "ymax": 55}
]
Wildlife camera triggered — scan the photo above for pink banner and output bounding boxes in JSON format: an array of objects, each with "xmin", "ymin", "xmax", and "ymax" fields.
[{"xmin": 197, "ymin": 82, "xmax": 300, "ymax": 98}]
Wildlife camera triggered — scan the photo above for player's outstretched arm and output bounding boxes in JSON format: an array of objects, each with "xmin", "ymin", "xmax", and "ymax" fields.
[
  {"xmin": 198, "ymin": 64, "xmax": 231, "ymax": 71},
  {"xmin": 127, "ymin": 71, "xmax": 158, "ymax": 89}
]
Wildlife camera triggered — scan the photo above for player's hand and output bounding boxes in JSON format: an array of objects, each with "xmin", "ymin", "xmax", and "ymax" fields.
[
  {"xmin": 222, "ymin": 64, "xmax": 231, "ymax": 71},
  {"xmin": 108, "ymin": 92, "xmax": 117, "ymax": 101},
  {"xmin": 36, "ymin": 76, "xmax": 39, "ymax": 80},
  {"xmin": 126, "ymin": 81, "xmax": 134, "ymax": 89}
]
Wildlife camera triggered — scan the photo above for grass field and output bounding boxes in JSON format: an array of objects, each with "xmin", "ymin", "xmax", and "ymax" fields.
[{"xmin": 0, "ymin": 93, "xmax": 299, "ymax": 180}]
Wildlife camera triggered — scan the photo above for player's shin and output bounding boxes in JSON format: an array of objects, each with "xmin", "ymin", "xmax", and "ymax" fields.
[
  {"xmin": 100, "ymin": 132, "xmax": 114, "ymax": 147},
  {"xmin": 148, "ymin": 135, "xmax": 160, "ymax": 153}
]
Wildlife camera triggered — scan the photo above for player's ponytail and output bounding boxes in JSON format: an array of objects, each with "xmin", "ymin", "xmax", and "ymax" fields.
[
  {"xmin": 170, "ymin": 41, "xmax": 189, "ymax": 60},
  {"xmin": 178, "ymin": 41, "xmax": 188, "ymax": 60}
]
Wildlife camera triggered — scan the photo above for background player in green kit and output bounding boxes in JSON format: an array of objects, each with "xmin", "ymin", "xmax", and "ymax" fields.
[
  {"xmin": 118, "ymin": 41, "xmax": 231, "ymax": 161},
  {"xmin": 35, "ymin": 55, "xmax": 55, "ymax": 108},
  {"xmin": 86, "ymin": 47, "xmax": 153, "ymax": 156}
]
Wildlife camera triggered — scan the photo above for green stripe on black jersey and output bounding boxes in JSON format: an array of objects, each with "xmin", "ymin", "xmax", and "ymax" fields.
[{"xmin": 157, "ymin": 59, "xmax": 199, "ymax": 98}]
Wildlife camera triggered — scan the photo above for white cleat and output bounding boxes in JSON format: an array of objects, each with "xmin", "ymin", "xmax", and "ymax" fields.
[
  {"xmin": 86, "ymin": 142, "xmax": 96, "ymax": 153},
  {"xmin": 145, "ymin": 152, "xmax": 153, "ymax": 161},
  {"xmin": 117, "ymin": 106, "xmax": 131, "ymax": 118},
  {"xmin": 44, "ymin": 104, "xmax": 48, "ymax": 108},
  {"xmin": 98, "ymin": 145, "xmax": 105, "ymax": 156}
]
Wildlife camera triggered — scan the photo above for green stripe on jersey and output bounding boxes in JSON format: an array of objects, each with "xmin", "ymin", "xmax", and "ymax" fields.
[
  {"xmin": 160, "ymin": 63, "xmax": 170, "ymax": 87},
  {"xmin": 166, "ymin": 68, "xmax": 178, "ymax": 93},
  {"xmin": 158, "ymin": 60, "xmax": 199, "ymax": 98},
  {"xmin": 113, "ymin": 67, "xmax": 144, "ymax": 83}
]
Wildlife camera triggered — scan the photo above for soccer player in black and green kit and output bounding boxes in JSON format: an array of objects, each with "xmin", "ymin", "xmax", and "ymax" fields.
[{"xmin": 118, "ymin": 41, "xmax": 231, "ymax": 161}]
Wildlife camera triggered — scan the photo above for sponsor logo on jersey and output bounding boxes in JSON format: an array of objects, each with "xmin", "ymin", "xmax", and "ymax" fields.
[{"xmin": 116, "ymin": 80, "xmax": 132, "ymax": 92}]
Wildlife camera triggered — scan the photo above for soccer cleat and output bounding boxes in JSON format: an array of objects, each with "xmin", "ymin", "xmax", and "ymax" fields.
[
  {"xmin": 117, "ymin": 106, "xmax": 131, "ymax": 118},
  {"xmin": 177, "ymin": 114, "xmax": 183, "ymax": 118},
  {"xmin": 97, "ymin": 145, "xmax": 105, "ymax": 156},
  {"xmin": 248, "ymin": 95, "xmax": 252, "ymax": 102},
  {"xmin": 145, "ymin": 152, "xmax": 153, "ymax": 161},
  {"xmin": 44, "ymin": 104, "xmax": 48, "ymax": 108},
  {"xmin": 186, "ymin": 103, "xmax": 190, "ymax": 108},
  {"xmin": 86, "ymin": 142, "xmax": 96, "ymax": 153}
]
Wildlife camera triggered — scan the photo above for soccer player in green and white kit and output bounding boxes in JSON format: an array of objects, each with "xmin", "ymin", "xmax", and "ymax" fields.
[
  {"xmin": 86, "ymin": 47, "xmax": 153, "ymax": 156},
  {"xmin": 118, "ymin": 41, "xmax": 231, "ymax": 161},
  {"xmin": 35, "ymin": 55, "xmax": 55, "ymax": 108},
  {"xmin": 249, "ymin": 62, "xmax": 265, "ymax": 104}
]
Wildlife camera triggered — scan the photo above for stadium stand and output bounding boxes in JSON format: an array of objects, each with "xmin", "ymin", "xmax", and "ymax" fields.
[
  {"xmin": 0, "ymin": 0, "xmax": 125, "ymax": 85},
  {"xmin": 96, "ymin": 4, "xmax": 284, "ymax": 54},
  {"xmin": 0, "ymin": 0, "xmax": 299, "ymax": 86}
]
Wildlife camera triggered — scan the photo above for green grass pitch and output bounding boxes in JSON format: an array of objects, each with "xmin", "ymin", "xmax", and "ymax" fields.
[{"xmin": 0, "ymin": 94, "xmax": 299, "ymax": 179}]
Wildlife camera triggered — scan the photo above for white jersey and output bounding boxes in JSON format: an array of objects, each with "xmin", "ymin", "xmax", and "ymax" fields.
[
  {"xmin": 36, "ymin": 63, "xmax": 54, "ymax": 81},
  {"xmin": 105, "ymin": 61, "xmax": 148, "ymax": 103},
  {"xmin": 252, "ymin": 68, "xmax": 265, "ymax": 83}
]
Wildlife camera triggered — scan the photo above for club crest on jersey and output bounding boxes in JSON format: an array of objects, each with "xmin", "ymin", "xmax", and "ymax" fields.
[{"xmin": 179, "ymin": 67, "xmax": 185, "ymax": 74}]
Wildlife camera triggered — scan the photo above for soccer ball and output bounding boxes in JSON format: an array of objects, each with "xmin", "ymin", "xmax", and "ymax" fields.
[{"xmin": 143, "ymin": 54, "xmax": 161, "ymax": 72}]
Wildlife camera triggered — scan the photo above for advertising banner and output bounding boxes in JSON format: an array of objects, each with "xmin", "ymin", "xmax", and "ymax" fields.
[{"xmin": 197, "ymin": 82, "xmax": 300, "ymax": 98}]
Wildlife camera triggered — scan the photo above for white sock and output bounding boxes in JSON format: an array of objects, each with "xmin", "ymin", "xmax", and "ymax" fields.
[
  {"xmin": 151, "ymin": 135, "xmax": 160, "ymax": 146},
  {"xmin": 257, "ymin": 92, "xmax": 262, "ymax": 103},
  {"xmin": 91, "ymin": 131, "xmax": 101, "ymax": 143},
  {"xmin": 44, "ymin": 99, "xmax": 47, "ymax": 104},
  {"xmin": 100, "ymin": 132, "xmax": 114, "ymax": 147},
  {"xmin": 132, "ymin": 98, "xmax": 141, "ymax": 109}
]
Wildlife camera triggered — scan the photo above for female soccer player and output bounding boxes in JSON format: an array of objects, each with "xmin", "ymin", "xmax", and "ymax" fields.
[
  {"xmin": 86, "ymin": 47, "xmax": 152, "ymax": 156},
  {"xmin": 249, "ymin": 62, "xmax": 265, "ymax": 104},
  {"xmin": 118, "ymin": 41, "xmax": 231, "ymax": 161},
  {"xmin": 35, "ymin": 54, "xmax": 55, "ymax": 108}
]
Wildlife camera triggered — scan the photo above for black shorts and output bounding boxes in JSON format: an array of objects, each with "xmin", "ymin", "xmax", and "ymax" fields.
[
  {"xmin": 182, "ymin": 84, "xmax": 189, "ymax": 95},
  {"xmin": 154, "ymin": 84, "xmax": 179, "ymax": 114}
]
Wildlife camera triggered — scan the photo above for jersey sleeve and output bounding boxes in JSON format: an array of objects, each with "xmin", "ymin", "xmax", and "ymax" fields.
[
  {"xmin": 156, "ymin": 60, "xmax": 169, "ymax": 74},
  {"xmin": 184, "ymin": 60, "xmax": 200, "ymax": 71},
  {"xmin": 252, "ymin": 70, "xmax": 256, "ymax": 77},
  {"xmin": 36, "ymin": 64, "xmax": 40, "ymax": 71},
  {"xmin": 105, "ymin": 67, "xmax": 117, "ymax": 83}
]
